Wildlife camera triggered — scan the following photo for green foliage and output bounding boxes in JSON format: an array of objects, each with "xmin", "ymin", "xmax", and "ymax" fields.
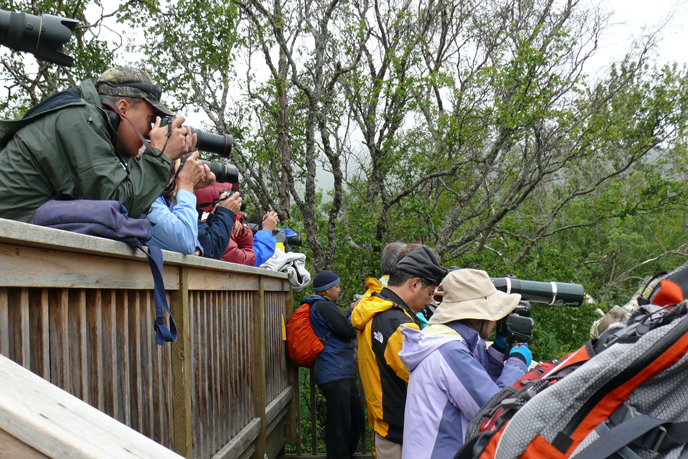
[{"xmin": 3, "ymin": 0, "xmax": 688, "ymax": 448}]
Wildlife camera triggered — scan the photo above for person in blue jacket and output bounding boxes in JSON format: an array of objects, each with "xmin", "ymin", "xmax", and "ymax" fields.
[
  {"xmin": 148, "ymin": 151, "xmax": 211, "ymax": 255},
  {"xmin": 196, "ymin": 190, "xmax": 241, "ymax": 259},
  {"xmin": 251, "ymin": 211, "xmax": 278, "ymax": 266},
  {"xmin": 303, "ymin": 270, "xmax": 365, "ymax": 459}
]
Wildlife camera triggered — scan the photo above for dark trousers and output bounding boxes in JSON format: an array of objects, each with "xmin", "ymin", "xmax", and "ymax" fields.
[{"xmin": 318, "ymin": 377, "xmax": 365, "ymax": 459}]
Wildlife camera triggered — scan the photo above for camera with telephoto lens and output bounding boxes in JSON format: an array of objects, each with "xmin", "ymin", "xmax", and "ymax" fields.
[
  {"xmin": 489, "ymin": 275, "xmax": 585, "ymax": 360},
  {"xmin": 0, "ymin": 9, "xmax": 78, "ymax": 67},
  {"xmin": 163, "ymin": 115, "xmax": 239, "ymax": 191},
  {"xmin": 179, "ymin": 154, "xmax": 239, "ymax": 185},
  {"xmin": 274, "ymin": 228, "xmax": 302, "ymax": 253},
  {"xmin": 160, "ymin": 116, "xmax": 234, "ymax": 159}
]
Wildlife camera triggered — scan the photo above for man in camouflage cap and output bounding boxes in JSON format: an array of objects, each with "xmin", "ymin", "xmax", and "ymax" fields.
[
  {"xmin": 96, "ymin": 67, "xmax": 174, "ymax": 118},
  {"xmin": 0, "ymin": 66, "xmax": 199, "ymax": 222}
]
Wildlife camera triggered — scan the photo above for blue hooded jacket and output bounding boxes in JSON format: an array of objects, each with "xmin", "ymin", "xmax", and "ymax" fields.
[{"xmin": 302, "ymin": 295, "xmax": 357, "ymax": 385}]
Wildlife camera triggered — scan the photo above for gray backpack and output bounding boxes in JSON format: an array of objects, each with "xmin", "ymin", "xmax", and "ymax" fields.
[{"xmin": 457, "ymin": 302, "xmax": 688, "ymax": 459}]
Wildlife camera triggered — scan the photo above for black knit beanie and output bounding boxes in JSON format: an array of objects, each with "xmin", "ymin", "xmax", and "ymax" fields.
[{"xmin": 313, "ymin": 270, "xmax": 340, "ymax": 292}]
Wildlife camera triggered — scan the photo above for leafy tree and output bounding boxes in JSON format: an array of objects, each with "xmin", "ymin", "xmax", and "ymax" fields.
[{"xmin": 129, "ymin": 0, "xmax": 368, "ymax": 270}]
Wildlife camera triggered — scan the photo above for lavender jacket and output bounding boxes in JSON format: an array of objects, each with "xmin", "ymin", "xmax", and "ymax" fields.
[{"xmin": 399, "ymin": 322, "xmax": 526, "ymax": 459}]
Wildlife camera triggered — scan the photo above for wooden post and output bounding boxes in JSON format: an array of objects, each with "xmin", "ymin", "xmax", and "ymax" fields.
[
  {"xmin": 284, "ymin": 289, "xmax": 302, "ymax": 454},
  {"xmin": 252, "ymin": 277, "xmax": 267, "ymax": 459},
  {"xmin": 170, "ymin": 266, "xmax": 193, "ymax": 458},
  {"xmin": 310, "ymin": 368, "xmax": 317, "ymax": 455}
]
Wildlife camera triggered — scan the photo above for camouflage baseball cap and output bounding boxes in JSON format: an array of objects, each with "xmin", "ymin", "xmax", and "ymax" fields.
[{"xmin": 96, "ymin": 67, "xmax": 173, "ymax": 116}]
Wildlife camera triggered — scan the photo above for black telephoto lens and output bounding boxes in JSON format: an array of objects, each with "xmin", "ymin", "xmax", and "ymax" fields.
[
  {"xmin": 200, "ymin": 160, "xmax": 238, "ymax": 184},
  {"xmin": 0, "ymin": 10, "xmax": 78, "ymax": 67},
  {"xmin": 159, "ymin": 117, "xmax": 233, "ymax": 158},
  {"xmin": 286, "ymin": 234, "xmax": 302, "ymax": 246},
  {"xmin": 189, "ymin": 127, "xmax": 233, "ymax": 158}
]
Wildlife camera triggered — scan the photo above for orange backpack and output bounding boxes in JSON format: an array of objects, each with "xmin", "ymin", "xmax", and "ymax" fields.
[{"xmin": 286, "ymin": 302, "xmax": 331, "ymax": 367}]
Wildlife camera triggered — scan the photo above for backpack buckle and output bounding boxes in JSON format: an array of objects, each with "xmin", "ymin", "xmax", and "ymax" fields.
[
  {"xmin": 500, "ymin": 398, "xmax": 519, "ymax": 410},
  {"xmin": 644, "ymin": 425, "xmax": 667, "ymax": 452}
]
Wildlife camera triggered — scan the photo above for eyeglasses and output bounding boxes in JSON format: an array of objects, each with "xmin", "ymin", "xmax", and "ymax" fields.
[
  {"xmin": 115, "ymin": 82, "xmax": 163, "ymax": 100},
  {"xmin": 410, "ymin": 279, "xmax": 436, "ymax": 297}
]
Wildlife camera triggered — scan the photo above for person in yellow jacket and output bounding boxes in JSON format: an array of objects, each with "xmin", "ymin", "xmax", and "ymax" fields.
[{"xmin": 351, "ymin": 246, "xmax": 447, "ymax": 459}]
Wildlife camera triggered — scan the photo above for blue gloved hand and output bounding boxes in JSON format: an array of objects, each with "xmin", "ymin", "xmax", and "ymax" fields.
[
  {"xmin": 494, "ymin": 332, "xmax": 506, "ymax": 351},
  {"xmin": 510, "ymin": 344, "xmax": 532, "ymax": 367}
]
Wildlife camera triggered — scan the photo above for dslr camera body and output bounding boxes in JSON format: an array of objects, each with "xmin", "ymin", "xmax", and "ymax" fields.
[{"xmin": 496, "ymin": 300, "xmax": 534, "ymax": 351}]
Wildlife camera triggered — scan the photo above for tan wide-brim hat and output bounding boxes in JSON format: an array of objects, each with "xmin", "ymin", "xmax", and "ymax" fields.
[{"xmin": 428, "ymin": 269, "xmax": 521, "ymax": 324}]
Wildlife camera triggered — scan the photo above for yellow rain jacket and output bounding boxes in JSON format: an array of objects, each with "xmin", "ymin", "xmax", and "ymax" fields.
[{"xmin": 351, "ymin": 289, "xmax": 420, "ymax": 445}]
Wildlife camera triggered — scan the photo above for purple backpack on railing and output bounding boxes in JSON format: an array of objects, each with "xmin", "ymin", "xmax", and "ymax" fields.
[
  {"xmin": 34, "ymin": 200, "xmax": 152, "ymax": 244},
  {"xmin": 33, "ymin": 200, "xmax": 177, "ymax": 345}
]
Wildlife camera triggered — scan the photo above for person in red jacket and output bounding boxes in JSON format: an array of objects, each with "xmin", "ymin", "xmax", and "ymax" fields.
[{"xmin": 222, "ymin": 218, "xmax": 256, "ymax": 265}]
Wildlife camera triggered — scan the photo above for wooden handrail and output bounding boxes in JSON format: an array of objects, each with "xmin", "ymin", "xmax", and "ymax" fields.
[{"xmin": 0, "ymin": 218, "xmax": 295, "ymax": 459}]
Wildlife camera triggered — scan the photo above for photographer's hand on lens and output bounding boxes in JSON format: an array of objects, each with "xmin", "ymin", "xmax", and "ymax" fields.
[
  {"xmin": 195, "ymin": 164, "xmax": 216, "ymax": 190},
  {"xmin": 433, "ymin": 285, "xmax": 444, "ymax": 303},
  {"xmin": 215, "ymin": 191, "xmax": 241, "ymax": 215},
  {"xmin": 149, "ymin": 115, "xmax": 197, "ymax": 161},
  {"xmin": 262, "ymin": 211, "xmax": 278, "ymax": 232},
  {"xmin": 509, "ymin": 344, "xmax": 532, "ymax": 367},
  {"xmin": 175, "ymin": 151, "xmax": 205, "ymax": 192}
]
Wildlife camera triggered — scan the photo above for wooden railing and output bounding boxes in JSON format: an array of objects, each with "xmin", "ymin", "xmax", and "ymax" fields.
[{"xmin": 0, "ymin": 218, "xmax": 296, "ymax": 459}]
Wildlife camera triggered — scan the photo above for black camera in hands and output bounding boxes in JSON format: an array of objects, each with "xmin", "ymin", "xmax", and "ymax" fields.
[
  {"xmin": 274, "ymin": 228, "xmax": 302, "ymax": 253},
  {"xmin": 165, "ymin": 115, "xmax": 239, "ymax": 189},
  {"xmin": 496, "ymin": 300, "xmax": 534, "ymax": 362},
  {"xmin": 214, "ymin": 189, "xmax": 246, "ymax": 212},
  {"xmin": 498, "ymin": 300, "xmax": 534, "ymax": 345}
]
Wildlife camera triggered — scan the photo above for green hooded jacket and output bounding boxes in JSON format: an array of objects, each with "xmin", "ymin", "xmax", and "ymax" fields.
[{"xmin": 0, "ymin": 79, "xmax": 171, "ymax": 222}]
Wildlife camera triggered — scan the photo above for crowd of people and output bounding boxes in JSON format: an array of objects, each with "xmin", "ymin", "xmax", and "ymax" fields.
[
  {"xmin": 0, "ymin": 66, "xmax": 281, "ymax": 269},
  {"xmin": 0, "ymin": 65, "xmax": 534, "ymax": 458},
  {"xmin": 307, "ymin": 243, "xmax": 532, "ymax": 459}
]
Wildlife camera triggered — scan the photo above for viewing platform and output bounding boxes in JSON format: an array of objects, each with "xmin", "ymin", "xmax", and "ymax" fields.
[{"xmin": 0, "ymin": 218, "xmax": 298, "ymax": 458}]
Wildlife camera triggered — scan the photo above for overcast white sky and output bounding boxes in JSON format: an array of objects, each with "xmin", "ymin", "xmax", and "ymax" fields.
[{"xmin": 593, "ymin": 0, "xmax": 687, "ymax": 68}]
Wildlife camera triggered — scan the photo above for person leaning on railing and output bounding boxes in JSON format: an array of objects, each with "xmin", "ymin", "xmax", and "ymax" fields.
[
  {"xmin": 147, "ymin": 151, "xmax": 215, "ymax": 255},
  {"xmin": 247, "ymin": 211, "xmax": 279, "ymax": 267},
  {"xmin": 0, "ymin": 66, "xmax": 195, "ymax": 223},
  {"xmin": 194, "ymin": 191, "xmax": 242, "ymax": 260},
  {"xmin": 195, "ymin": 182, "xmax": 257, "ymax": 266}
]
